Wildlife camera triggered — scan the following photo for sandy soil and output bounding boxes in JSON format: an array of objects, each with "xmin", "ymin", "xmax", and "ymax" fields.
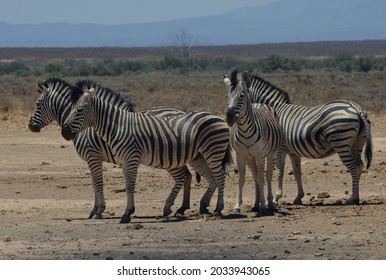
[{"xmin": 0, "ymin": 115, "xmax": 385, "ymax": 260}]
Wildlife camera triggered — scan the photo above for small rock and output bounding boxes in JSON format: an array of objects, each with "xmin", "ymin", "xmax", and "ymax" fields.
[
  {"xmin": 318, "ymin": 192, "xmax": 330, "ymax": 198},
  {"xmin": 251, "ymin": 234, "xmax": 261, "ymax": 240},
  {"xmin": 284, "ymin": 250, "xmax": 291, "ymax": 254}
]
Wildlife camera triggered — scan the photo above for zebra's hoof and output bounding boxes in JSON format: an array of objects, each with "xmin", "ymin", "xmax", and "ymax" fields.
[
  {"xmin": 119, "ymin": 215, "xmax": 131, "ymax": 224},
  {"xmin": 162, "ymin": 209, "xmax": 173, "ymax": 217},
  {"xmin": 199, "ymin": 208, "xmax": 210, "ymax": 215},
  {"xmin": 232, "ymin": 208, "xmax": 241, "ymax": 214},
  {"xmin": 213, "ymin": 211, "xmax": 223, "ymax": 217},
  {"xmin": 251, "ymin": 206, "xmax": 260, "ymax": 213},
  {"xmin": 175, "ymin": 208, "xmax": 187, "ymax": 216},
  {"xmin": 91, "ymin": 214, "xmax": 102, "ymax": 219},
  {"xmin": 347, "ymin": 197, "xmax": 360, "ymax": 205},
  {"xmin": 293, "ymin": 198, "xmax": 303, "ymax": 205}
]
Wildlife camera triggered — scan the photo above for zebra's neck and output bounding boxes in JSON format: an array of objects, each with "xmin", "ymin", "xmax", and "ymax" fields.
[
  {"xmin": 93, "ymin": 98, "xmax": 126, "ymax": 146},
  {"xmin": 249, "ymin": 75, "xmax": 290, "ymax": 110},
  {"xmin": 51, "ymin": 91, "xmax": 73, "ymax": 128},
  {"xmin": 236, "ymin": 96, "xmax": 258, "ymax": 138}
]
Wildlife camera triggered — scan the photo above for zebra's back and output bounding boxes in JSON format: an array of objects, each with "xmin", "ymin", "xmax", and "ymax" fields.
[
  {"xmin": 113, "ymin": 111, "xmax": 230, "ymax": 169},
  {"xmin": 278, "ymin": 100, "xmax": 365, "ymax": 158}
]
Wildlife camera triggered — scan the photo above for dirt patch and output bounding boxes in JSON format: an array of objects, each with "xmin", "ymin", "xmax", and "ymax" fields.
[{"xmin": 0, "ymin": 117, "xmax": 385, "ymax": 260}]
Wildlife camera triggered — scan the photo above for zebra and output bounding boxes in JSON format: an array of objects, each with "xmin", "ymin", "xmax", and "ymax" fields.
[
  {"xmin": 61, "ymin": 84, "xmax": 232, "ymax": 223},
  {"xmin": 28, "ymin": 78, "xmax": 195, "ymax": 219},
  {"xmin": 225, "ymin": 71, "xmax": 282, "ymax": 213},
  {"xmin": 239, "ymin": 70, "xmax": 373, "ymax": 205}
]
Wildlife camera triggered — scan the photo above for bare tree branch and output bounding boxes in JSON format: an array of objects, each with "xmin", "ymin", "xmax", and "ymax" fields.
[{"xmin": 169, "ymin": 29, "xmax": 197, "ymax": 59}]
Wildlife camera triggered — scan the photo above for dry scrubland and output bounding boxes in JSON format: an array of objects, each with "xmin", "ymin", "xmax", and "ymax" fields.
[
  {"xmin": 0, "ymin": 43, "xmax": 386, "ymax": 260},
  {"xmin": 1, "ymin": 70, "xmax": 386, "ymax": 125}
]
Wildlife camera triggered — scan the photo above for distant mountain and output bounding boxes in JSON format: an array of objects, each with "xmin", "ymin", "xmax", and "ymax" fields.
[{"xmin": 1, "ymin": 0, "xmax": 385, "ymax": 47}]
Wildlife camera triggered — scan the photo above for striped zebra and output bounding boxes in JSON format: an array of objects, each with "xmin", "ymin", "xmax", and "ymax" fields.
[
  {"xmin": 239, "ymin": 71, "xmax": 373, "ymax": 204},
  {"xmin": 28, "ymin": 78, "xmax": 194, "ymax": 219},
  {"xmin": 61, "ymin": 85, "xmax": 231, "ymax": 223},
  {"xmin": 225, "ymin": 71, "xmax": 282, "ymax": 213}
]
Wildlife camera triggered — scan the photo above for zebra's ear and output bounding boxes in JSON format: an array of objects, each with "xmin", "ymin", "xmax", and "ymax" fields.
[
  {"xmin": 83, "ymin": 88, "xmax": 96, "ymax": 100},
  {"xmin": 223, "ymin": 75, "xmax": 231, "ymax": 88},
  {"xmin": 37, "ymin": 80, "xmax": 49, "ymax": 94}
]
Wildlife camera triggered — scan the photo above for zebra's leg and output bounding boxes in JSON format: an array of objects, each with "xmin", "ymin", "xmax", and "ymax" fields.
[
  {"xmin": 275, "ymin": 147, "xmax": 287, "ymax": 203},
  {"xmin": 246, "ymin": 157, "xmax": 261, "ymax": 213},
  {"xmin": 289, "ymin": 153, "xmax": 304, "ymax": 205},
  {"xmin": 233, "ymin": 156, "xmax": 247, "ymax": 214},
  {"xmin": 163, "ymin": 167, "xmax": 189, "ymax": 217},
  {"xmin": 87, "ymin": 159, "xmax": 106, "ymax": 219},
  {"xmin": 255, "ymin": 157, "xmax": 267, "ymax": 213},
  {"xmin": 189, "ymin": 159, "xmax": 218, "ymax": 215},
  {"xmin": 175, "ymin": 167, "xmax": 192, "ymax": 216},
  {"xmin": 347, "ymin": 133, "xmax": 366, "ymax": 204},
  {"xmin": 212, "ymin": 166, "xmax": 226, "ymax": 216},
  {"xmin": 120, "ymin": 161, "xmax": 139, "ymax": 224},
  {"xmin": 265, "ymin": 155, "xmax": 275, "ymax": 211},
  {"xmin": 335, "ymin": 145, "xmax": 363, "ymax": 204}
]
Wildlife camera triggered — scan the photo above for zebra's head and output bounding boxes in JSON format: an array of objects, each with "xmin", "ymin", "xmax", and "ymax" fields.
[
  {"xmin": 61, "ymin": 87, "xmax": 96, "ymax": 141},
  {"xmin": 224, "ymin": 70, "xmax": 250, "ymax": 126},
  {"xmin": 28, "ymin": 78, "xmax": 72, "ymax": 132}
]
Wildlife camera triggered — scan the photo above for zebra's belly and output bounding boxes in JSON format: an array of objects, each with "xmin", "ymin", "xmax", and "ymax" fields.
[
  {"xmin": 140, "ymin": 151, "xmax": 191, "ymax": 169},
  {"xmin": 286, "ymin": 137, "xmax": 335, "ymax": 159},
  {"xmin": 232, "ymin": 139, "xmax": 275, "ymax": 159}
]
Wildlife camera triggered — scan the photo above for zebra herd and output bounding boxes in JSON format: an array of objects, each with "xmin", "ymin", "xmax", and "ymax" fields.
[{"xmin": 28, "ymin": 71, "xmax": 373, "ymax": 223}]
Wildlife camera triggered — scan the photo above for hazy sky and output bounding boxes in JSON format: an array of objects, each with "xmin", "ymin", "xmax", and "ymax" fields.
[{"xmin": 1, "ymin": 0, "xmax": 278, "ymax": 25}]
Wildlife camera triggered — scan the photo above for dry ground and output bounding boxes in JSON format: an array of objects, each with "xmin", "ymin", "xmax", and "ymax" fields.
[{"xmin": 0, "ymin": 114, "xmax": 385, "ymax": 260}]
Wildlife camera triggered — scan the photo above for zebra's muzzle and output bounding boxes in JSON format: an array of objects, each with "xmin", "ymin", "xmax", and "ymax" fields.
[
  {"xmin": 226, "ymin": 108, "xmax": 237, "ymax": 126},
  {"xmin": 28, "ymin": 118, "xmax": 41, "ymax": 133},
  {"xmin": 61, "ymin": 126, "xmax": 77, "ymax": 141}
]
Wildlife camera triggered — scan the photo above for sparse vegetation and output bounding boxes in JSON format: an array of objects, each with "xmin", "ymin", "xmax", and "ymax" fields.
[
  {"xmin": 1, "ymin": 53, "xmax": 386, "ymax": 77},
  {"xmin": 1, "ymin": 41, "xmax": 386, "ymax": 123}
]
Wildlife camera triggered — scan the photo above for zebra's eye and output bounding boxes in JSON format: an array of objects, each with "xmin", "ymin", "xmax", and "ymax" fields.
[{"xmin": 77, "ymin": 107, "xmax": 84, "ymax": 113}]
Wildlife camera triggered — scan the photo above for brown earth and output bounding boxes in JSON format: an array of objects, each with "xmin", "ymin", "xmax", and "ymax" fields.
[{"xmin": 0, "ymin": 114, "xmax": 385, "ymax": 260}]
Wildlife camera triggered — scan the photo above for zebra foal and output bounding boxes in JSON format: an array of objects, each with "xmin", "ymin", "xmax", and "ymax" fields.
[
  {"xmin": 225, "ymin": 71, "xmax": 282, "ymax": 213},
  {"xmin": 242, "ymin": 71, "xmax": 373, "ymax": 204},
  {"xmin": 61, "ymin": 87, "xmax": 231, "ymax": 223},
  {"xmin": 28, "ymin": 78, "xmax": 193, "ymax": 219}
]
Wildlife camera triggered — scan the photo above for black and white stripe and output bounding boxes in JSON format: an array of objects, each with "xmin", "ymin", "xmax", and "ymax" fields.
[
  {"xmin": 61, "ymin": 84, "xmax": 231, "ymax": 223},
  {"xmin": 225, "ymin": 71, "xmax": 282, "ymax": 213},
  {"xmin": 28, "ymin": 78, "xmax": 194, "ymax": 219},
  {"xmin": 242, "ymin": 71, "xmax": 373, "ymax": 204}
]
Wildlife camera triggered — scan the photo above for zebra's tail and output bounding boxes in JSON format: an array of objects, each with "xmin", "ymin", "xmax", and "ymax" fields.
[
  {"xmin": 359, "ymin": 110, "xmax": 373, "ymax": 169},
  {"xmin": 222, "ymin": 143, "xmax": 234, "ymax": 174}
]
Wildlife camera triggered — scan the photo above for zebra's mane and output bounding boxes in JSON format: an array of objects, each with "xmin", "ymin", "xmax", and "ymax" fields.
[
  {"xmin": 71, "ymin": 80, "xmax": 135, "ymax": 112},
  {"xmin": 39, "ymin": 77, "xmax": 72, "ymax": 94},
  {"xmin": 248, "ymin": 73, "xmax": 291, "ymax": 105},
  {"xmin": 230, "ymin": 70, "xmax": 240, "ymax": 91}
]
